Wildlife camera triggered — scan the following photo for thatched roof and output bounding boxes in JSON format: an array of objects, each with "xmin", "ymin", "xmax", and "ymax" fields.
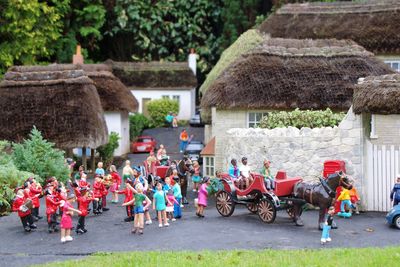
[
  {"xmin": 258, "ymin": 0, "xmax": 400, "ymax": 54},
  {"xmin": 0, "ymin": 65, "xmax": 108, "ymax": 149},
  {"xmin": 81, "ymin": 64, "xmax": 138, "ymax": 112},
  {"xmin": 353, "ymin": 74, "xmax": 400, "ymax": 114},
  {"xmin": 106, "ymin": 60, "xmax": 197, "ymax": 89},
  {"xmin": 199, "ymin": 29, "xmax": 264, "ymax": 96},
  {"xmin": 201, "ymin": 37, "xmax": 394, "ymax": 111}
]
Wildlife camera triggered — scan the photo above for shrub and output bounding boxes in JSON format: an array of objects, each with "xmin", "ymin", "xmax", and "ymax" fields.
[
  {"xmin": 129, "ymin": 113, "xmax": 150, "ymax": 140},
  {"xmin": 97, "ymin": 132, "xmax": 120, "ymax": 166},
  {"xmin": 12, "ymin": 127, "xmax": 69, "ymax": 184},
  {"xmin": 147, "ymin": 99, "xmax": 179, "ymax": 128},
  {"xmin": 259, "ymin": 108, "xmax": 345, "ymax": 129},
  {"xmin": 0, "ymin": 141, "xmax": 37, "ymax": 215}
]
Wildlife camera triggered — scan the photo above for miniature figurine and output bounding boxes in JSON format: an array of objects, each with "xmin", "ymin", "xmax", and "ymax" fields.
[
  {"xmin": 390, "ymin": 175, "xmax": 400, "ymax": 207},
  {"xmin": 123, "ymin": 183, "xmax": 151, "ymax": 234},
  {"xmin": 60, "ymin": 194, "xmax": 82, "ymax": 243},
  {"xmin": 196, "ymin": 177, "xmax": 211, "ymax": 218},
  {"xmin": 337, "ymin": 188, "xmax": 352, "ymax": 218},
  {"xmin": 153, "ymin": 182, "xmax": 170, "ymax": 228},
  {"xmin": 321, "ymin": 206, "xmax": 335, "ymax": 244}
]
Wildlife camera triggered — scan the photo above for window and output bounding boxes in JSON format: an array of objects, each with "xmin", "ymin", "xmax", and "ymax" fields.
[
  {"xmin": 385, "ymin": 60, "xmax": 400, "ymax": 72},
  {"xmin": 162, "ymin": 95, "xmax": 169, "ymax": 99},
  {"xmin": 248, "ymin": 112, "xmax": 268, "ymax": 128},
  {"xmin": 172, "ymin": 95, "xmax": 180, "ymax": 103},
  {"xmin": 370, "ymin": 114, "xmax": 378, "ymax": 139},
  {"xmin": 204, "ymin": 156, "xmax": 215, "ymax": 177}
]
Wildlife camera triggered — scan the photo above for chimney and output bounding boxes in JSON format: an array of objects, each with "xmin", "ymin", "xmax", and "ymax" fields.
[
  {"xmin": 188, "ymin": 48, "xmax": 197, "ymax": 75},
  {"xmin": 72, "ymin": 45, "xmax": 84, "ymax": 64}
]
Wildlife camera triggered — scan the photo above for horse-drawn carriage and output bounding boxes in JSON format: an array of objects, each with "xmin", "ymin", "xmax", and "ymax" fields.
[
  {"xmin": 216, "ymin": 171, "xmax": 304, "ymax": 223},
  {"xmin": 216, "ymin": 165, "xmax": 354, "ymax": 229}
]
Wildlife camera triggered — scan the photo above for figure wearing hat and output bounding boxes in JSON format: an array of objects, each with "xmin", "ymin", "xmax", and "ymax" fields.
[
  {"xmin": 76, "ymin": 187, "xmax": 96, "ymax": 234},
  {"xmin": 45, "ymin": 184, "xmax": 61, "ymax": 233},
  {"xmin": 27, "ymin": 178, "xmax": 43, "ymax": 221},
  {"xmin": 117, "ymin": 179, "xmax": 135, "ymax": 222},
  {"xmin": 196, "ymin": 177, "xmax": 211, "ymax": 218},
  {"xmin": 92, "ymin": 175, "xmax": 104, "ymax": 214},
  {"xmin": 12, "ymin": 188, "xmax": 37, "ymax": 232}
]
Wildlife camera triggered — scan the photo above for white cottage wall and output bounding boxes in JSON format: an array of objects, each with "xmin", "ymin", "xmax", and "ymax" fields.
[
  {"xmin": 104, "ymin": 111, "xmax": 130, "ymax": 156},
  {"xmin": 132, "ymin": 89, "xmax": 195, "ymax": 120}
]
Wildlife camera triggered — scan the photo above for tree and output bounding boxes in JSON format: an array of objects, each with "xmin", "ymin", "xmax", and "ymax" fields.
[
  {"xmin": 12, "ymin": 127, "xmax": 70, "ymax": 183},
  {"xmin": 220, "ymin": 0, "xmax": 270, "ymax": 48},
  {"xmin": 101, "ymin": 0, "xmax": 223, "ymax": 75},
  {"xmin": 54, "ymin": 0, "xmax": 106, "ymax": 63},
  {"xmin": 0, "ymin": 0, "xmax": 69, "ymax": 76}
]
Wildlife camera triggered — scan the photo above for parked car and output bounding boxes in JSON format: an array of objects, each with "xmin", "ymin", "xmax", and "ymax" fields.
[
  {"xmin": 131, "ymin": 136, "xmax": 156, "ymax": 153},
  {"xmin": 184, "ymin": 141, "xmax": 204, "ymax": 164},
  {"xmin": 386, "ymin": 204, "xmax": 400, "ymax": 229},
  {"xmin": 189, "ymin": 113, "xmax": 204, "ymax": 127}
]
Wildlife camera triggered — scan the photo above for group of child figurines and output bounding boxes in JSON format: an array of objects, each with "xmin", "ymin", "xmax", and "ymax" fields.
[{"xmin": 12, "ymin": 160, "xmax": 212, "ymax": 243}]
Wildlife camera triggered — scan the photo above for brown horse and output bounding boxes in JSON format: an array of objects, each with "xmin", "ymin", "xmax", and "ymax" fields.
[{"xmin": 292, "ymin": 172, "xmax": 353, "ymax": 230}]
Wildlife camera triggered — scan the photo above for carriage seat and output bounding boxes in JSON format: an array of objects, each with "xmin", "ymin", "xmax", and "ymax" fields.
[{"xmin": 274, "ymin": 170, "xmax": 303, "ymax": 197}]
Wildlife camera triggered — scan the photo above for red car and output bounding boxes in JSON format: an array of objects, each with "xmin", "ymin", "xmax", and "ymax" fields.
[{"xmin": 131, "ymin": 136, "xmax": 156, "ymax": 153}]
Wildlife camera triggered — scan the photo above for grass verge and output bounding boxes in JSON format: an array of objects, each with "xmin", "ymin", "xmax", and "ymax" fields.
[{"xmin": 37, "ymin": 247, "xmax": 400, "ymax": 267}]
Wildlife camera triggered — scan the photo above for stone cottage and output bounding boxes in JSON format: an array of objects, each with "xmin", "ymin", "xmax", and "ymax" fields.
[
  {"xmin": 216, "ymin": 74, "xmax": 400, "ymax": 212},
  {"xmin": 200, "ymin": 37, "xmax": 393, "ymax": 177}
]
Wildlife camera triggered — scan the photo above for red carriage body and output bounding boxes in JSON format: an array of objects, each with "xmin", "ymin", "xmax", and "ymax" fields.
[
  {"xmin": 219, "ymin": 170, "xmax": 302, "ymax": 197},
  {"xmin": 216, "ymin": 170, "xmax": 304, "ymax": 224}
]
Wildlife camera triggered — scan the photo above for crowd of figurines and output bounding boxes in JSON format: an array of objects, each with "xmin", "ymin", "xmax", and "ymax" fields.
[
  {"xmin": 11, "ymin": 153, "xmax": 400, "ymax": 245},
  {"xmin": 11, "ymin": 158, "xmax": 211, "ymax": 243}
]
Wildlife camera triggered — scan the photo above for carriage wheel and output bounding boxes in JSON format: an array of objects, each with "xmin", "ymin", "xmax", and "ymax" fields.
[
  {"xmin": 257, "ymin": 198, "xmax": 276, "ymax": 223},
  {"xmin": 287, "ymin": 206, "xmax": 303, "ymax": 219},
  {"xmin": 216, "ymin": 191, "xmax": 235, "ymax": 217},
  {"xmin": 246, "ymin": 203, "xmax": 258, "ymax": 214}
]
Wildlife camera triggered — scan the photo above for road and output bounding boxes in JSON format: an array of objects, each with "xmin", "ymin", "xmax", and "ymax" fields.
[{"xmin": 0, "ymin": 126, "xmax": 399, "ymax": 267}]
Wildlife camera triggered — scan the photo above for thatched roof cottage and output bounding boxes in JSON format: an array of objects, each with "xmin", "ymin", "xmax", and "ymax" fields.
[
  {"xmin": 200, "ymin": 36, "xmax": 393, "ymax": 176},
  {"xmin": 82, "ymin": 64, "xmax": 138, "ymax": 156},
  {"xmin": 352, "ymin": 74, "xmax": 400, "ymax": 211},
  {"xmin": 259, "ymin": 0, "xmax": 400, "ymax": 72},
  {"xmin": 0, "ymin": 65, "xmax": 108, "ymax": 149},
  {"xmin": 107, "ymin": 60, "xmax": 197, "ymax": 120}
]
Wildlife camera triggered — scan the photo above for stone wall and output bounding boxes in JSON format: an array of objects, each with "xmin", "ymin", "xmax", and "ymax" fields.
[{"xmin": 216, "ymin": 108, "xmax": 364, "ymax": 187}]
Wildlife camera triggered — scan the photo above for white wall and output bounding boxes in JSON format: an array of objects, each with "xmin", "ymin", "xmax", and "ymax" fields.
[
  {"xmin": 131, "ymin": 88, "xmax": 195, "ymax": 120},
  {"xmin": 104, "ymin": 111, "xmax": 130, "ymax": 156}
]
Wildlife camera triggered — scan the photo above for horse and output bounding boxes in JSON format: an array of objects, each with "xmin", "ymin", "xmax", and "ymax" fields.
[
  {"xmin": 292, "ymin": 171, "xmax": 354, "ymax": 230},
  {"xmin": 166, "ymin": 157, "xmax": 194, "ymax": 204}
]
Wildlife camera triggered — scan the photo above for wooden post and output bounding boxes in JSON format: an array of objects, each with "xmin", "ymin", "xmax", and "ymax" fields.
[
  {"xmin": 82, "ymin": 146, "xmax": 87, "ymax": 171},
  {"xmin": 91, "ymin": 148, "xmax": 96, "ymax": 173},
  {"xmin": 65, "ymin": 148, "xmax": 73, "ymax": 158}
]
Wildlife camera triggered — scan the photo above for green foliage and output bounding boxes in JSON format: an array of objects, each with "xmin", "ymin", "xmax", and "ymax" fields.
[
  {"xmin": 54, "ymin": 0, "xmax": 106, "ymax": 63},
  {"xmin": 0, "ymin": 0, "xmax": 68, "ymax": 76},
  {"xmin": 106, "ymin": 0, "xmax": 222, "ymax": 75},
  {"xmin": 0, "ymin": 141, "xmax": 37, "ymax": 215},
  {"xmin": 97, "ymin": 132, "xmax": 120, "ymax": 165},
  {"xmin": 147, "ymin": 99, "xmax": 179, "ymax": 128},
  {"xmin": 12, "ymin": 127, "xmax": 69, "ymax": 184},
  {"xmin": 220, "ymin": 0, "xmax": 267, "ymax": 48},
  {"xmin": 259, "ymin": 108, "xmax": 346, "ymax": 129},
  {"xmin": 129, "ymin": 114, "xmax": 151, "ymax": 140},
  {"xmin": 207, "ymin": 178, "xmax": 224, "ymax": 196}
]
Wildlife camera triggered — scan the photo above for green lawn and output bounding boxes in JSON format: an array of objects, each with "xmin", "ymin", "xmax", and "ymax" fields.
[{"xmin": 38, "ymin": 247, "xmax": 400, "ymax": 267}]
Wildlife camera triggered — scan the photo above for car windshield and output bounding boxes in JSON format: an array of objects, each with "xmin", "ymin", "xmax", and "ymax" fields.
[
  {"xmin": 137, "ymin": 138, "xmax": 152, "ymax": 143},
  {"xmin": 185, "ymin": 144, "xmax": 204, "ymax": 151}
]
